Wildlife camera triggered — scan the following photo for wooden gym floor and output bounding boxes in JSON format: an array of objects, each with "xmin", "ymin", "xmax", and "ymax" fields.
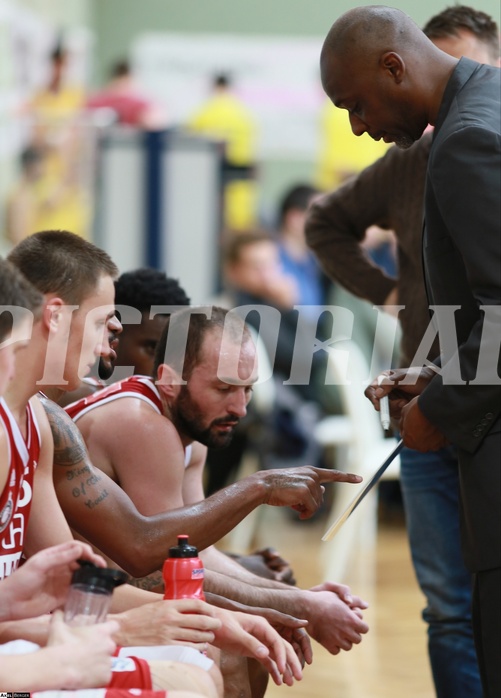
[{"xmin": 235, "ymin": 506, "xmax": 435, "ymax": 698}]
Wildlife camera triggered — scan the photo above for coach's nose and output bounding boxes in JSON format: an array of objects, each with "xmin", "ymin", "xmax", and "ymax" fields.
[{"xmin": 349, "ymin": 112, "xmax": 368, "ymax": 137}]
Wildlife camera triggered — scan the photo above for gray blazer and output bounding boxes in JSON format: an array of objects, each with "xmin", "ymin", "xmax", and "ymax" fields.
[{"xmin": 419, "ymin": 58, "xmax": 501, "ymax": 571}]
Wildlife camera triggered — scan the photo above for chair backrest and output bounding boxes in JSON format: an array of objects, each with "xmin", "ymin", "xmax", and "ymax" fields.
[
  {"xmin": 324, "ymin": 340, "xmax": 387, "ymax": 457},
  {"xmin": 247, "ymin": 324, "xmax": 276, "ymax": 413}
]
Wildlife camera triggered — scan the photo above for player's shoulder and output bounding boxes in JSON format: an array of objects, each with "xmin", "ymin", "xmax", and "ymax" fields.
[
  {"xmin": 99, "ymin": 390, "xmax": 163, "ymax": 420},
  {"xmin": 73, "ymin": 383, "xmax": 158, "ymax": 420},
  {"xmin": 94, "ymin": 391, "xmax": 171, "ymax": 443},
  {"xmin": 189, "ymin": 440, "xmax": 208, "ymax": 467},
  {"xmin": 30, "ymin": 394, "xmax": 53, "ymax": 436}
]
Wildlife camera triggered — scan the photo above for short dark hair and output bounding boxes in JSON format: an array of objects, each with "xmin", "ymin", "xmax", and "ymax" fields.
[
  {"xmin": 20, "ymin": 145, "xmax": 45, "ymax": 170},
  {"xmin": 114, "ymin": 268, "xmax": 191, "ymax": 314},
  {"xmin": 0, "ymin": 259, "xmax": 43, "ymax": 342},
  {"xmin": 278, "ymin": 184, "xmax": 319, "ymax": 227},
  {"xmin": 423, "ymin": 5, "xmax": 499, "ymax": 62},
  {"xmin": 153, "ymin": 305, "xmax": 249, "ymax": 380},
  {"xmin": 8, "ymin": 230, "xmax": 118, "ymax": 305},
  {"xmin": 214, "ymin": 73, "xmax": 230, "ymax": 89},
  {"xmin": 50, "ymin": 41, "xmax": 67, "ymax": 64},
  {"xmin": 110, "ymin": 59, "xmax": 131, "ymax": 79},
  {"xmin": 223, "ymin": 230, "xmax": 275, "ymax": 267}
]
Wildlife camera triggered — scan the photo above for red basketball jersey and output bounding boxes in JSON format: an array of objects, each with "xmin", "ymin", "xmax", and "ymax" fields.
[
  {"xmin": 0, "ymin": 397, "xmax": 41, "ymax": 579},
  {"xmin": 65, "ymin": 375, "xmax": 163, "ymax": 422}
]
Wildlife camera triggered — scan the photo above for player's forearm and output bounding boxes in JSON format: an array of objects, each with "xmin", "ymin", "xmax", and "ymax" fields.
[
  {"xmin": 0, "ymin": 616, "xmax": 51, "ymax": 646},
  {"xmin": 0, "ymin": 648, "xmax": 63, "ymax": 691},
  {"xmin": 0, "ymin": 644, "xmax": 103, "ymax": 692},
  {"xmin": 201, "ymin": 546, "xmax": 293, "ymax": 590},
  {"xmin": 109, "ymin": 584, "xmax": 160, "ymax": 612},
  {"xmin": 149, "ymin": 473, "xmax": 270, "ymax": 553},
  {"xmin": 74, "ymin": 474, "xmax": 269, "ymax": 578},
  {"xmin": 0, "ymin": 594, "xmax": 50, "ymax": 624},
  {"xmin": 204, "ymin": 569, "xmax": 303, "ymax": 615}
]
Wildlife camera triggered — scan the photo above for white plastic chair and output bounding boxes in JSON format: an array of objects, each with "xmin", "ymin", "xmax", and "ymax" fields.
[
  {"xmin": 224, "ymin": 327, "xmax": 352, "ymax": 552},
  {"xmin": 222, "ymin": 326, "xmax": 275, "ymax": 551},
  {"xmin": 320, "ymin": 340, "xmax": 400, "ymax": 583}
]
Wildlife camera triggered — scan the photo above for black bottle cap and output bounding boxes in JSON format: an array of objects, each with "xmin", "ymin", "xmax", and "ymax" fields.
[
  {"xmin": 72, "ymin": 560, "xmax": 128, "ymax": 593},
  {"xmin": 168, "ymin": 534, "xmax": 199, "ymax": 558}
]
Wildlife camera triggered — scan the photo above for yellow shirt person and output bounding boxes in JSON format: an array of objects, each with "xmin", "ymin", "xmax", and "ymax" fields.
[
  {"xmin": 5, "ymin": 147, "xmax": 89, "ymax": 246},
  {"xmin": 316, "ymin": 100, "xmax": 389, "ymax": 191},
  {"xmin": 187, "ymin": 75, "xmax": 258, "ymax": 230}
]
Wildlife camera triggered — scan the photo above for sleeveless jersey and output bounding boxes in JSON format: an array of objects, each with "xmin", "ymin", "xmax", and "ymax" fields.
[
  {"xmin": 82, "ymin": 376, "xmax": 107, "ymax": 389},
  {"xmin": 65, "ymin": 376, "xmax": 192, "ymax": 466},
  {"xmin": 0, "ymin": 397, "xmax": 41, "ymax": 579}
]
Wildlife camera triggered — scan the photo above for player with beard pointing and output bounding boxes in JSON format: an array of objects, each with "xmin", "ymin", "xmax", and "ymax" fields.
[{"xmin": 65, "ymin": 305, "xmax": 369, "ymax": 660}]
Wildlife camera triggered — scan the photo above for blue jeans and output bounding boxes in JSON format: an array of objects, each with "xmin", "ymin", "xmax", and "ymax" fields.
[{"xmin": 399, "ymin": 443, "xmax": 482, "ymax": 698}]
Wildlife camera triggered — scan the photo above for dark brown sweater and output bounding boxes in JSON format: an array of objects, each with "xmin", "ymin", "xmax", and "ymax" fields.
[{"xmin": 305, "ymin": 132, "xmax": 438, "ymax": 368}]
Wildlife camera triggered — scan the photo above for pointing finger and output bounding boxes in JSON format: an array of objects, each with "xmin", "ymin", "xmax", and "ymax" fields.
[{"xmin": 312, "ymin": 468, "xmax": 362, "ymax": 484}]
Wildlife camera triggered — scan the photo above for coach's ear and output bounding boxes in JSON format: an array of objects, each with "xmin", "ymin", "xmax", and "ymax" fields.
[
  {"xmin": 155, "ymin": 363, "xmax": 184, "ymax": 399},
  {"xmin": 380, "ymin": 51, "xmax": 405, "ymax": 84}
]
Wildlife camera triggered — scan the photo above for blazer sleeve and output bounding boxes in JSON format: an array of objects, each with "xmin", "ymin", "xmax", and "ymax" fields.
[{"xmin": 419, "ymin": 126, "xmax": 501, "ymax": 452}]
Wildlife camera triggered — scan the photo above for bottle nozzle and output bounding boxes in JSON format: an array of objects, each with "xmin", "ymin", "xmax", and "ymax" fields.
[{"xmin": 169, "ymin": 534, "xmax": 198, "ymax": 558}]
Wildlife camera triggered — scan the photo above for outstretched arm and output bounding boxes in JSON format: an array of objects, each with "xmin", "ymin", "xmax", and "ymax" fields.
[{"xmin": 42, "ymin": 396, "xmax": 361, "ymax": 577}]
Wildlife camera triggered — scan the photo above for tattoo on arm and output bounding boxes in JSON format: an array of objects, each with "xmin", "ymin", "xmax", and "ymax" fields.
[
  {"xmin": 126, "ymin": 570, "xmax": 164, "ymax": 593},
  {"xmin": 40, "ymin": 396, "xmax": 89, "ymax": 468},
  {"xmin": 40, "ymin": 396, "xmax": 109, "ymax": 509}
]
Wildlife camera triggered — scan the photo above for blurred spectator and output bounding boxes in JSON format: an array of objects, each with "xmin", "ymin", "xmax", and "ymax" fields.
[
  {"xmin": 315, "ymin": 100, "xmax": 389, "ymax": 191},
  {"xmin": 27, "ymin": 43, "xmax": 85, "ymax": 176},
  {"xmin": 29, "ymin": 43, "xmax": 85, "ymax": 135},
  {"xmin": 187, "ymin": 73, "xmax": 258, "ymax": 230},
  {"xmin": 225, "ymin": 229, "xmax": 297, "ymax": 310},
  {"xmin": 86, "ymin": 59, "xmax": 167, "ymax": 129},
  {"xmin": 4, "ymin": 144, "xmax": 89, "ymax": 245},
  {"xmin": 223, "ymin": 230, "xmax": 340, "ymax": 415},
  {"xmin": 5, "ymin": 146, "xmax": 45, "ymax": 246},
  {"xmin": 19, "ymin": 42, "xmax": 90, "ymax": 240},
  {"xmin": 276, "ymin": 184, "xmax": 331, "ymax": 317}
]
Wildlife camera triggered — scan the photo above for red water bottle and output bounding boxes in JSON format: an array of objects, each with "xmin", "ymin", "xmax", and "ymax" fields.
[{"xmin": 163, "ymin": 534, "xmax": 205, "ymax": 600}]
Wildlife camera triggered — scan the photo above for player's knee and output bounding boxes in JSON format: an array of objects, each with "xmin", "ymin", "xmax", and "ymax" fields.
[
  {"xmin": 219, "ymin": 652, "xmax": 252, "ymax": 698},
  {"xmin": 149, "ymin": 659, "xmax": 221, "ymax": 698},
  {"xmin": 247, "ymin": 657, "xmax": 269, "ymax": 698}
]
